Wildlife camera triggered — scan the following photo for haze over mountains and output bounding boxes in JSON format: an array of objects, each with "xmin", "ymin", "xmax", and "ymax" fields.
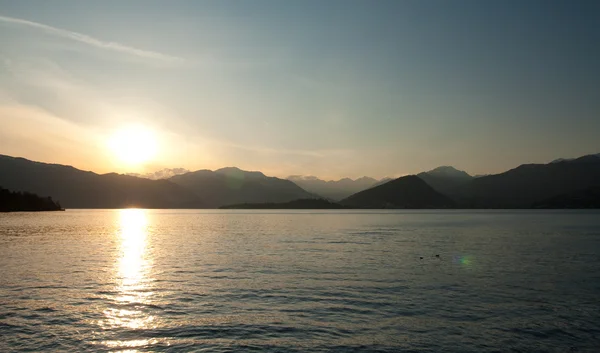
[
  {"xmin": 126, "ymin": 168, "xmax": 389, "ymax": 202},
  {"xmin": 1, "ymin": 152, "xmax": 599, "ymax": 209},
  {"xmin": 170, "ymin": 167, "xmax": 314, "ymax": 208},
  {"xmin": 127, "ymin": 168, "xmax": 190, "ymax": 180},
  {"xmin": 287, "ymin": 175, "xmax": 389, "ymax": 201}
]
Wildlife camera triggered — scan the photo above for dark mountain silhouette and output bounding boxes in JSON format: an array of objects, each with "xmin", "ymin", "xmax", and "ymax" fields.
[
  {"xmin": 532, "ymin": 187, "xmax": 600, "ymax": 209},
  {"xmin": 170, "ymin": 167, "xmax": 315, "ymax": 208},
  {"xmin": 340, "ymin": 175, "xmax": 456, "ymax": 209},
  {"xmin": 220, "ymin": 198, "xmax": 350, "ymax": 209},
  {"xmin": 454, "ymin": 154, "xmax": 600, "ymax": 208},
  {"xmin": 287, "ymin": 175, "xmax": 387, "ymax": 200},
  {"xmin": 0, "ymin": 155, "xmax": 204, "ymax": 208},
  {"xmin": 3, "ymin": 152, "xmax": 599, "ymax": 209},
  {"xmin": 0, "ymin": 187, "xmax": 63, "ymax": 212},
  {"xmin": 417, "ymin": 166, "xmax": 473, "ymax": 196}
]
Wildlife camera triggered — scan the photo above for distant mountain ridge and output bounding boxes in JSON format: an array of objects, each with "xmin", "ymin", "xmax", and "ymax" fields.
[{"xmin": 287, "ymin": 175, "xmax": 388, "ymax": 201}]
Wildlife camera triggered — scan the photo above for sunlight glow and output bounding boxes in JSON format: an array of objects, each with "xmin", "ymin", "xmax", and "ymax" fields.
[{"xmin": 108, "ymin": 125, "xmax": 157, "ymax": 166}]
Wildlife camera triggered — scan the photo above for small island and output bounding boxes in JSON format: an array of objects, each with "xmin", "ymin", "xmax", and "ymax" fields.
[
  {"xmin": 220, "ymin": 198, "xmax": 352, "ymax": 209},
  {"xmin": 0, "ymin": 187, "xmax": 64, "ymax": 212}
]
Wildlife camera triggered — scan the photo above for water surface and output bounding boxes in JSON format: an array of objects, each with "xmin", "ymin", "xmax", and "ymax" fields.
[{"xmin": 1, "ymin": 210, "xmax": 599, "ymax": 352}]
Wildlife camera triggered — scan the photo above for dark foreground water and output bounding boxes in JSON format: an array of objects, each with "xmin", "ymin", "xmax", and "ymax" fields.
[{"xmin": 1, "ymin": 210, "xmax": 600, "ymax": 352}]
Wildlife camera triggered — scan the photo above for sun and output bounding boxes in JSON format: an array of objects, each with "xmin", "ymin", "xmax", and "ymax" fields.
[{"xmin": 108, "ymin": 125, "xmax": 157, "ymax": 165}]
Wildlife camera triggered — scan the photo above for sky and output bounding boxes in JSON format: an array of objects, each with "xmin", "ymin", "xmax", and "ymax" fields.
[{"xmin": 0, "ymin": 0, "xmax": 598, "ymax": 180}]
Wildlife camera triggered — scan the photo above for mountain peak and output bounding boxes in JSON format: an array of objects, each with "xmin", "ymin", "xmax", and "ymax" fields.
[
  {"xmin": 416, "ymin": 166, "xmax": 473, "ymax": 196},
  {"xmin": 425, "ymin": 166, "xmax": 471, "ymax": 177},
  {"xmin": 340, "ymin": 175, "xmax": 455, "ymax": 208},
  {"xmin": 430, "ymin": 166, "xmax": 458, "ymax": 171},
  {"xmin": 215, "ymin": 167, "xmax": 266, "ymax": 178}
]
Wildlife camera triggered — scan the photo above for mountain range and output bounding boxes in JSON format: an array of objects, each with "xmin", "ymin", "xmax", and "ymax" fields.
[{"xmin": 1, "ymin": 152, "xmax": 599, "ymax": 209}]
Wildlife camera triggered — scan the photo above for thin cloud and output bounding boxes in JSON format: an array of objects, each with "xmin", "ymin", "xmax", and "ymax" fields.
[
  {"xmin": 220, "ymin": 140, "xmax": 353, "ymax": 158},
  {"xmin": 0, "ymin": 15, "xmax": 184, "ymax": 63}
]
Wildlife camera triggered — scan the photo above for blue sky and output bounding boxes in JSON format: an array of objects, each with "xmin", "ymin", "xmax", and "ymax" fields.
[{"xmin": 0, "ymin": 0, "xmax": 598, "ymax": 179}]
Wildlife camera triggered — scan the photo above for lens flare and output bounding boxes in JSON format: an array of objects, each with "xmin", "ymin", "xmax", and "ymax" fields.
[{"xmin": 453, "ymin": 255, "xmax": 474, "ymax": 266}]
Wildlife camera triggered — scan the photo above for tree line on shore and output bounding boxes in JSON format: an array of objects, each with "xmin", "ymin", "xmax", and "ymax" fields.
[{"xmin": 0, "ymin": 187, "xmax": 63, "ymax": 212}]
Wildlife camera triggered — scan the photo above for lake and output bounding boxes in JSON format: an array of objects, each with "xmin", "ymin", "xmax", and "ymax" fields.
[{"xmin": 1, "ymin": 210, "xmax": 599, "ymax": 352}]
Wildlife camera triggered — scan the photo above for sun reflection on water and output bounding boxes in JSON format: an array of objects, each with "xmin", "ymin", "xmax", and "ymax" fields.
[
  {"xmin": 99, "ymin": 209, "xmax": 156, "ymax": 350},
  {"xmin": 119, "ymin": 209, "xmax": 148, "ymax": 287}
]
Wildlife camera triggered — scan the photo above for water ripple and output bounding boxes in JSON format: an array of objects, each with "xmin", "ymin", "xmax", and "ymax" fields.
[{"xmin": 1, "ymin": 209, "xmax": 600, "ymax": 352}]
